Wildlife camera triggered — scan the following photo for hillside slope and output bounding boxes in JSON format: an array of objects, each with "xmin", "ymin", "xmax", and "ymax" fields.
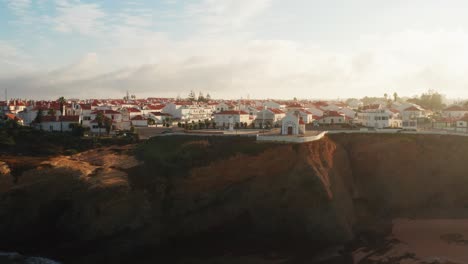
[{"xmin": 1, "ymin": 134, "xmax": 468, "ymax": 263}]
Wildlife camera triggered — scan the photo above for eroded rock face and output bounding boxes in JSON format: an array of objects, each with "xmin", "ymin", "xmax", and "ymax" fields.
[
  {"xmin": 2, "ymin": 134, "xmax": 468, "ymax": 263},
  {"xmin": 0, "ymin": 146, "xmax": 151, "ymax": 251}
]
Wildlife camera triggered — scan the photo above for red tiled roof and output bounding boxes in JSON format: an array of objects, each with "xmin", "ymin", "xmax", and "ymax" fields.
[
  {"xmin": 403, "ymin": 106, "xmax": 422, "ymax": 111},
  {"xmin": 299, "ymin": 109, "xmax": 313, "ymax": 114},
  {"xmin": 444, "ymin": 105, "xmax": 467, "ymax": 111},
  {"xmin": 323, "ymin": 111, "xmax": 344, "ymax": 118},
  {"xmin": 215, "ymin": 110, "xmax": 249, "ymax": 115},
  {"xmin": 146, "ymin": 104, "xmax": 165, "ymax": 110},
  {"xmin": 460, "ymin": 114, "xmax": 468, "ymax": 122},
  {"xmin": 362, "ymin": 104, "xmax": 381, "ymax": 111},
  {"xmin": 126, "ymin": 108, "xmax": 141, "ymax": 113},
  {"xmin": 79, "ymin": 104, "xmax": 92, "ymax": 110},
  {"xmin": 41, "ymin": 116, "xmax": 79, "ymax": 122},
  {"xmin": 286, "ymin": 103, "xmax": 303, "ymax": 108},
  {"xmin": 5, "ymin": 113, "xmax": 22, "ymax": 121},
  {"xmin": 91, "ymin": 110, "xmax": 121, "ymax": 114},
  {"xmin": 150, "ymin": 112, "xmax": 171, "ymax": 116},
  {"xmin": 269, "ymin": 108, "xmax": 284, "ymax": 114},
  {"xmin": 131, "ymin": 115, "xmax": 146, "ymax": 120}
]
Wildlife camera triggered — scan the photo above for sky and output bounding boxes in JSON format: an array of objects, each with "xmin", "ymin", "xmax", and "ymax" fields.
[{"xmin": 2, "ymin": 0, "xmax": 468, "ymax": 100}]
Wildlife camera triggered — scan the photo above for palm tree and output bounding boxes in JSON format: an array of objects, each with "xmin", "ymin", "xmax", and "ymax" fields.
[{"xmin": 57, "ymin": 97, "xmax": 66, "ymax": 132}]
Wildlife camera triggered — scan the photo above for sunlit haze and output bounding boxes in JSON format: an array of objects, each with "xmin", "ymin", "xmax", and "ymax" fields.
[{"xmin": 2, "ymin": 0, "xmax": 468, "ymax": 99}]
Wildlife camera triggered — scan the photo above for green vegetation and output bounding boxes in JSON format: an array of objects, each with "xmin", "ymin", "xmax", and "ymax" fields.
[
  {"xmin": 135, "ymin": 136, "xmax": 278, "ymax": 177},
  {"xmin": 407, "ymin": 90, "xmax": 445, "ymax": 111},
  {"xmin": 0, "ymin": 126, "xmax": 136, "ymax": 156}
]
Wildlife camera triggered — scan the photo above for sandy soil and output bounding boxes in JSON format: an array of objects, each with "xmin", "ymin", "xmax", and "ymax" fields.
[{"xmin": 354, "ymin": 218, "xmax": 468, "ymax": 264}]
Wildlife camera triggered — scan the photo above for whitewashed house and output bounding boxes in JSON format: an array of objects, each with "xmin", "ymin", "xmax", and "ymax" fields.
[
  {"xmin": 456, "ymin": 115, "xmax": 468, "ymax": 133},
  {"xmin": 36, "ymin": 116, "xmax": 81, "ymax": 132},
  {"xmin": 306, "ymin": 105, "xmax": 324, "ymax": 118},
  {"xmin": 131, "ymin": 115, "xmax": 149, "ymax": 127},
  {"xmin": 356, "ymin": 109, "xmax": 401, "ymax": 128},
  {"xmin": 318, "ymin": 111, "xmax": 347, "ymax": 125},
  {"xmin": 148, "ymin": 112, "xmax": 172, "ymax": 124},
  {"xmin": 281, "ymin": 112, "xmax": 305, "ymax": 135},
  {"xmin": 288, "ymin": 109, "xmax": 313, "ymax": 124},
  {"xmin": 90, "ymin": 109, "xmax": 131, "ymax": 132},
  {"xmin": 401, "ymin": 106, "xmax": 425, "ymax": 121},
  {"xmin": 215, "ymin": 102, "xmax": 235, "ymax": 113},
  {"xmin": 442, "ymin": 105, "xmax": 468, "ymax": 119},
  {"xmin": 263, "ymin": 101, "xmax": 285, "ymax": 110},
  {"xmin": 255, "ymin": 108, "xmax": 286, "ymax": 127},
  {"xmin": 214, "ymin": 110, "xmax": 250, "ymax": 128}
]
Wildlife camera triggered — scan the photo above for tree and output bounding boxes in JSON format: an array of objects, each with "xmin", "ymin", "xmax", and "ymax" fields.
[
  {"xmin": 198, "ymin": 92, "xmax": 205, "ymax": 102},
  {"xmin": 95, "ymin": 112, "xmax": 105, "ymax": 136},
  {"xmin": 104, "ymin": 117, "xmax": 113, "ymax": 135},
  {"xmin": 58, "ymin": 97, "xmax": 66, "ymax": 115},
  {"xmin": 384, "ymin": 93, "xmax": 388, "ymax": 100},
  {"xmin": 34, "ymin": 109, "xmax": 44, "ymax": 129},
  {"xmin": 206, "ymin": 93, "xmax": 211, "ymax": 100},
  {"xmin": 393, "ymin": 92, "xmax": 398, "ymax": 102},
  {"xmin": 147, "ymin": 118, "xmax": 155, "ymax": 126},
  {"xmin": 188, "ymin": 90, "xmax": 196, "ymax": 101},
  {"xmin": 47, "ymin": 109, "xmax": 56, "ymax": 116},
  {"xmin": 212, "ymin": 122, "xmax": 216, "ymax": 129},
  {"xmin": 71, "ymin": 124, "xmax": 85, "ymax": 137},
  {"xmin": 408, "ymin": 90, "xmax": 445, "ymax": 111},
  {"xmin": 57, "ymin": 97, "xmax": 66, "ymax": 132}
]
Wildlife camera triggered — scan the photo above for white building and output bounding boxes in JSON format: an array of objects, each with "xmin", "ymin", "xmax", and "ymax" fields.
[
  {"xmin": 401, "ymin": 106, "xmax": 425, "ymax": 121},
  {"xmin": 90, "ymin": 109, "xmax": 131, "ymax": 132},
  {"xmin": 255, "ymin": 108, "xmax": 286, "ymax": 127},
  {"xmin": 456, "ymin": 115, "xmax": 468, "ymax": 133},
  {"xmin": 148, "ymin": 112, "xmax": 172, "ymax": 124},
  {"xmin": 131, "ymin": 115, "xmax": 149, "ymax": 127},
  {"xmin": 281, "ymin": 112, "xmax": 305, "ymax": 135},
  {"xmin": 288, "ymin": 109, "xmax": 313, "ymax": 124},
  {"xmin": 356, "ymin": 109, "xmax": 401, "ymax": 128},
  {"xmin": 318, "ymin": 111, "xmax": 347, "ymax": 125},
  {"xmin": 163, "ymin": 102, "xmax": 212, "ymax": 121},
  {"xmin": 442, "ymin": 105, "xmax": 468, "ymax": 119},
  {"xmin": 214, "ymin": 110, "xmax": 250, "ymax": 128},
  {"xmin": 35, "ymin": 116, "xmax": 81, "ymax": 132},
  {"xmin": 263, "ymin": 101, "xmax": 285, "ymax": 110}
]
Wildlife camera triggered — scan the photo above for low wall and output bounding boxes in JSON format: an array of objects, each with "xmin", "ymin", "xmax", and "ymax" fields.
[{"xmin": 256, "ymin": 131, "xmax": 328, "ymax": 143}]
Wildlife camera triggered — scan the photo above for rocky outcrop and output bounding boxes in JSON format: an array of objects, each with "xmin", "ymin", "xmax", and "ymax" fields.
[{"xmin": 1, "ymin": 134, "xmax": 468, "ymax": 263}]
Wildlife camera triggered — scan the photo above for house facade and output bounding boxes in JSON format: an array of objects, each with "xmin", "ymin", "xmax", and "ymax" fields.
[
  {"xmin": 281, "ymin": 112, "xmax": 305, "ymax": 135},
  {"xmin": 214, "ymin": 111, "xmax": 250, "ymax": 128},
  {"xmin": 255, "ymin": 108, "xmax": 286, "ymax": 127}
]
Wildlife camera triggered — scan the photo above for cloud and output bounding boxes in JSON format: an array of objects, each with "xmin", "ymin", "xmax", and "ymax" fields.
[
  {"xmin": 50, "ymin": 0, "xmax": 106, "ymax": 36},
  {"xmin": 4, "ymin": 0, "xmax": 31, "ymax": 15},
  {"xmin": 4, "ymin": 1, "xmax": 468, "ymax": 100},
  {"xmin": 186, "ymin": 0, "xmax": 272, "ymax": 33}
]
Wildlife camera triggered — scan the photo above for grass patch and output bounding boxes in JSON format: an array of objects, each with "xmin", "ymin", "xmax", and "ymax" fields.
[{"xmin": 135, "ymin": 135, "xmax": 280, "ymax": 178}]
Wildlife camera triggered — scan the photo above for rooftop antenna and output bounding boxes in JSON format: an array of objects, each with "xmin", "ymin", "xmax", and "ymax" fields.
[{"xmin": 5, "ymin": 88, "xmax": 7, "ymax": 102}]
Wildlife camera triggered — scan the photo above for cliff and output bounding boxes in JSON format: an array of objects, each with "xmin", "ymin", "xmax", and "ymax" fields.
[{"xmin": 1, "ymin": 134, "xmax": 468, "ymax": 263}]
